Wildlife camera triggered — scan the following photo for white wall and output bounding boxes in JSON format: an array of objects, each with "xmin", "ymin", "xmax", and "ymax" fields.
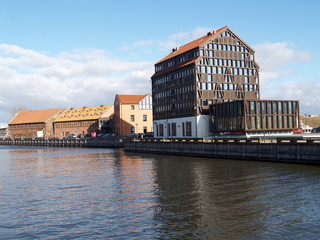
[
  {"xmin": 153, "ymin": 115, "xmax": 211, "ymax": 138},
  {"xmin": 196, "ymin": 115, "xmax": 211, "ymax": 138}
]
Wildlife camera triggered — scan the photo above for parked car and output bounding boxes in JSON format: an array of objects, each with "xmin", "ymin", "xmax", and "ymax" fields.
[
  {"xmin": 106, "ymin": 133, "xmax": 116, "ymax": 137},
  {"xmin": 98, "ymin": 133, "xmax": 108, "ymax": 138},
  {"xmin": 84, "ymin": 133, "xmax": 92, "ymax": 138},
  {"xmin": 91, "ymin": 132, "xmax": 97, "ymax": 137},
  {"xmin": 127, "ymin": 133, "xmax": 139, "ymax": 138},
  {"xmin": 144, "ymin": 132, "xmax": 154, "ymax": 138},
  {"xmin": 68, "ymin": 134, "xmax": 76, "ymax": 138}
]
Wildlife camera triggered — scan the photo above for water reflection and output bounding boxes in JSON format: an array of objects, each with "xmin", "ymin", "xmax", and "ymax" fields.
[
  {"xmin": 1, "ymin": 146, "xmax": 320, "ymax": 239},
  {"xmin": 142, "ymin": 154, "xmax": 320, "ymax": 239},
  {"xmin": 2, "ymin": 147, "xmax": 159, "ymax": 239}
]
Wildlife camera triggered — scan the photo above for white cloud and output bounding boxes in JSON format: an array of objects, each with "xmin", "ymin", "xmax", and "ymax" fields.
[
  {"xmin": 0, "ymin": 44, "xmax": 153, "ymax": 122},
  {"xmin": 261, "ymin": 80, "xmax": 320, "ymax": 115},
  {"xmin": 254, "ymin": 41, "xmax": 318, "ymax": 114},
  {"xmin": 254, "ymin": 42, "xmax": 312, "ymax": 83},
  {"xmin": 157, "ymin": 26, "xmax": 213, "ymax": 52},
  {"xmin": 121, "ymin": 39, "xmax": 153, "ymax": 54}
]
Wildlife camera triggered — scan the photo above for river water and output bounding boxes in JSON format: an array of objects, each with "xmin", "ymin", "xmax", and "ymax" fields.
[{"xmin": 1, "ymin": 145, "xmax": 320, "ymax": 239}]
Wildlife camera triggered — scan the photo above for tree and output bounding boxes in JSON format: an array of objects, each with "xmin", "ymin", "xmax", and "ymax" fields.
[{"xmin": 11, "ymin": 106, "xmax": 29, "ymax": 117}]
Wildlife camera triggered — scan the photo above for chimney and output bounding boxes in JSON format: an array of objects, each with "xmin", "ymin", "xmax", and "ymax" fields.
[{"xmin": 172, "ymin": 47, "xmax": 179, "ymax": 52}]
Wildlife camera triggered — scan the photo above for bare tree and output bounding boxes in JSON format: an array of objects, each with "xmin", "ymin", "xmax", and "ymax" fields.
[{"xmin": 11, "ymin": 106, "xmax": 29, "ymax": 117}]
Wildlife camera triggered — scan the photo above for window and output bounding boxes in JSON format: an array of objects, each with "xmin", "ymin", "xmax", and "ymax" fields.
[
  {"xmin": 156, "ymin": 124, "xmax": 159, "ymax": 136},
  {"xmin": 159, "ymin": 124, "xmax": 164, "ymax": 136},
  {"xmin": 186, "ymin": 121, "xmax": 192, "ymax": 136},
  {"xmin": 213, "ymin": 67, "xmax": 217, "ymax": 74},
  {"xmin": 182, "ymin": 122, "xmax": 185, "ymax": 137},
  {"xmin": 130, "ymin": 115, "xmax": 135, "ymax": 122},
  {"xmin": 172, "ymin": 123, "xmax": 176, "ymax": 137},
  {"xmin": 143, "ymin": 115, "xmax": 147, "ymax": 121},
  {"xmin": 131, "ymin": 127, "xmax": 135, "ymax": 133},
  {"xmin": 202, "ymin": 83, "xmax": 207, "ymax": 90},
  {"xmin": 131, "ymin": 105, "xmax": 134, "ymax": 110}
]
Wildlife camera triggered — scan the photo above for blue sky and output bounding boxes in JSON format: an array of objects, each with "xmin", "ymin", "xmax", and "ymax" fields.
[{"xmin": 0, "ymin": 0, "xmax": 319, "ymax": 122}]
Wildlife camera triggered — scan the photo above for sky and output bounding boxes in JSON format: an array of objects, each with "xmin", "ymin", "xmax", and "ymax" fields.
[{"xmin": 0, "ymin": 0, "xmax": 319, "ymax": 122}]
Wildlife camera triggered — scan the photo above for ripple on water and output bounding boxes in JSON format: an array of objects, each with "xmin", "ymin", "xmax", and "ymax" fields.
[{"xmin": 1, "ymin": 147, "xmax": 320, "ymax": 239}]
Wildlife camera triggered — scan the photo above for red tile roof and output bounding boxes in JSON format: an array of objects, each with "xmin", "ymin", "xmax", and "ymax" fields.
[
  {"xmin": 156, "ymin": 26, "xmax": 228, "ymax": 65},
  {"xmin": 9, "ymin": 108, "xmax": 63, "ymax": 125},
  {"xmin": 117, "ymin": 94, "xmax": 150, "ymax": 104}
]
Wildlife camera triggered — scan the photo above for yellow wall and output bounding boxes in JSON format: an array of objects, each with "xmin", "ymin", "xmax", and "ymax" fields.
[{"xmin": 118, "ymin": 103, "xmax": 153, "ymax": 136}]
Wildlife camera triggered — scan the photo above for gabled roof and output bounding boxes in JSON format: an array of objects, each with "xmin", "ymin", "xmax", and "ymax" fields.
[
  {"xmin": 9, "ymin": 108, "xmax": 63, "ymax": 125},
  {"xmin": 116, "ymin": 94, "xmax": 150, "ymax": 104},
  {"xmin": 54, "ymin": 105, "xmax": 113, "ymax": 122},
  {"xmin": 156, "ymin": 26, "xmax": 228, "ymax": 65}
]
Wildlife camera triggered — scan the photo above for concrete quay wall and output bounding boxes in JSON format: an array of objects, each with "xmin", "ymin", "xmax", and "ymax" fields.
[
  {"xmin": 0, "ymin": 137, "xmax": 125, "ymax": 148},
  {"xmin": 125, "ymin": 140, "xmax": 320, "ymax": 165}
]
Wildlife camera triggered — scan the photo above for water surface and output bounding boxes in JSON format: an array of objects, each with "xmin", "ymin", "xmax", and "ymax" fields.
[{"xmin": 1, "ymin": 145, "xmax": 320, "ymax": 239}]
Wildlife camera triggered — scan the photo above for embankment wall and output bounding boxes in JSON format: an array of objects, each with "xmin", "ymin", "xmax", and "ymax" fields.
[{"xmin": 125, "ymin": 140, "xmax": 320, "ymax": 165}]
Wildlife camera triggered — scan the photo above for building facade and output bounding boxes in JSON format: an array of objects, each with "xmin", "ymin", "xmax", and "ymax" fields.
[
  {"xmin": 210, "ymin": 100, "xmax": 300, "ymax": 136},
  {"xmin": 8, "ymin": 108, "xmax": 64, "ymax": 138},
  {"xmin": 53, "ymin": 105, "xmax": 114, "ymax": 138},
  {"xmin": 114, "ymin": 94, "xmax": 153, "ymax": 136},
  {"xmin": 152, "ymin": 26, "xmax": 298, "ymax": 138}
]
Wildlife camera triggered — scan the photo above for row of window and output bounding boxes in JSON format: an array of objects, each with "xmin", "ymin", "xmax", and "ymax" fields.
[
  {"xmin": 198, "ymin": 82, "xmax": 258, "ymax": 92},
  {"xmin": 246, "ymin": 101, "xmax": 298, "ymax": 115},
  {"xmin": 156, "ymin": 121, "xmax": 192, "ymax": 137},
  {"xmin": 11, "ymin": 133, "xmax": 39, "ymax": 138},
  {"xmin": 55, "ymin": 120, "xmax": 97, "ymax": 128},
  {"xmin": 9, "ymin": 124, "xmax": 44, "ymax": 129},
  {"xmin": 201, "ymin": 43, "xmax": 250, "ymax": 53},
  {"xmin": 154, "ymin": 85, "xmax": 194, "ymax": 99},
  {"xmin": 200, "ymin": 58, "xmax": 254, "ymax": 68},
  {"xmin": 198, "ymin": 65, "xmax": 257, "ymax": 76},
  {"xmin": 154, "ymin": 93, "xmax": 193, "ymax": 107},
  {"xmin": 130, "ymin": 115, "xmax": 148, "ymax": 122},
  {"xmin": 212, "ymin": 115, "xmax": 297, "ymax": 132},
  {"xmin": 246, "ymin": 115, "xmax": 298, "ymax": 130},
  {"xmin": 153, "ymin": 68, "xmax": 194, "ymax": 85},
  {"xmin": 213, "ymin": 101, "xmax": 298, "ymax": 117},
  {"xmin": 154, "ymin": 101, "xmax": 194, "ymax": 112}
]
